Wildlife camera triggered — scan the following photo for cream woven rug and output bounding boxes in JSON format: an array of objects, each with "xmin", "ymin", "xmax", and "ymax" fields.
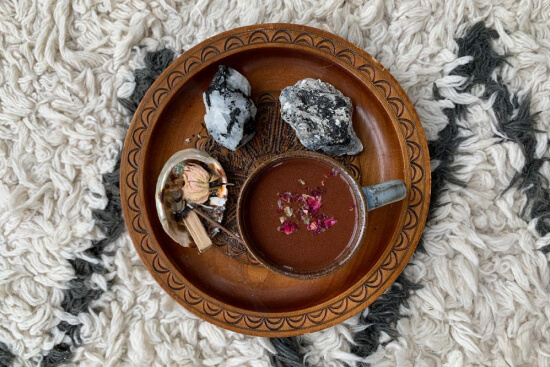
[{"xmin": 1, "ymin": 1, "xmax": 550, "ymax": 366}]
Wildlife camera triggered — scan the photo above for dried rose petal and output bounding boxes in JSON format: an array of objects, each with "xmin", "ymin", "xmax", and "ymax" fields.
[
  {"xmin": 278, "ymin": 220, "xmax": 298, "ymax": 235},
  {"xmin": 310, "ymin": 188, "xmax": 326, "ymax": 197},
  {"xmin": 274, "ymin": 176, "xmax": 339, "ymax": 236},
  {"xmin": 294, "ymin": 193, "xmax": 305, "ymax": 203},
  {"xmin": 306, "ymin": 220, "xmax": 318, "ymax": 232},
  {"xmin": 325, "ymin": 168, "xmax": 338, "ymax": 178},
  {"xmin": 321, "ymin": 217, "xmax": 337, "ymax": 228},
  {"xmin": 278, "ymin": 192, "xmax": 293, "ymax": 203},
  {"xmin": 305, "ymin": 195, "xmax": 322, "ymax": 215}
]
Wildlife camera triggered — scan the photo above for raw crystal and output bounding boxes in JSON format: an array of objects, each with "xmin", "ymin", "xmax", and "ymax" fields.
[
  {"xmin": 203, "ymin": 65, "xmax": 257, "ymax": 151},
  {"xmin": 279, "ymin": 78, "xmax": 363, "ymax": 156}
]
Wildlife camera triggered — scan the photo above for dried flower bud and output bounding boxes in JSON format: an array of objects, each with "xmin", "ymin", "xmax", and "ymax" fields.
[{"xmin": 182, "ymin": 163, "xmax": 212, "ymax": 204}]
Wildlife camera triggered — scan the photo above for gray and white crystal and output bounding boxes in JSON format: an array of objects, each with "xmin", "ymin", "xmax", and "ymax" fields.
[
  {"xmin": 203, "ymin": 65, "xmax": 257, "ymax": 151},
  {"xmin": 279, "ymin": 78, "xmax": 363, "ymax": 156}
]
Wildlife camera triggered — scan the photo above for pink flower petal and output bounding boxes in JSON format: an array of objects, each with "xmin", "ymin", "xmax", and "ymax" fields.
[
  {"xmin": 278, "ymin": 192, "xmax": 293, "ymax": 203},
  {"xmin": 278, "ymin": 220, "xmax": 298, "ymax": 235},
  {"xmin": 322, "ymin": 217, "xmax": 337, "ymax": 228},
  {"xmin": 274, "ymin": 179, "xmax": 338, "ymax": 235},
  {"xmin": 310, "ymin": 188, "xmax": 326, "ymax": 197},
  {"xmin": 325, "ymin": 168, "xmax": 338, "ymax": 178},
  {"xmin": 294, "ymin": 193, "xmax": 305, "ymax": 202},
  {"xmin": 306, "ymin": 220, "xmax": 318, "ymax": 232},
  {"xmin": 305, "ymin": 195, "xmax": 322, "ymax": 215}
]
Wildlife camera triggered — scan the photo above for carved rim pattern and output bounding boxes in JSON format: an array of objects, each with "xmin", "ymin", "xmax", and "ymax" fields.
[{"xmin": 120, "ymin": 24, "xmax": 431, "ymax": 336}]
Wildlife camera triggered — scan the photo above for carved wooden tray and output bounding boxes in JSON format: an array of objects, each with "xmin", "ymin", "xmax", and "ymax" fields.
[{"xmin": 120, "ymin": 24, "xmax": 430, "ymax": 336}]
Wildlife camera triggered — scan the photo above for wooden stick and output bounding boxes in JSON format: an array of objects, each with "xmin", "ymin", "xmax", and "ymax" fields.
[
  {"xmin": 188, "ymin": 205, "xmax": 245, "ymax": 245},
  {"xmin": 182, "ymin": 210, "xmax": 212, "ymax": 252}
]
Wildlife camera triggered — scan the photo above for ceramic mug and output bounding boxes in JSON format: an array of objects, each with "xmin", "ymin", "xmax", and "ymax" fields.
[{"xmin": 236, "ymin": 151, "xmax": 407, "ymax": 279}]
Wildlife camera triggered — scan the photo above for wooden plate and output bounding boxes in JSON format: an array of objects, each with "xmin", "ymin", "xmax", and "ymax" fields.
[{"xmin": 120, "ymin": 23, "xmax": 431, "ymax": 336}]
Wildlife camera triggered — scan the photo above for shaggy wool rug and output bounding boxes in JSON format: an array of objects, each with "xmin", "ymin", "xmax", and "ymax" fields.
[{"xmin": 1, "ymin": 1, "xmax": 550, "ymax": 366}]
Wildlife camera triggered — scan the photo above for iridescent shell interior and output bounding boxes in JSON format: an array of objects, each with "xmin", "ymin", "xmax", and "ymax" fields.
[{"xmin": 155, "ymin": 148, "xmax": 228, "ymax": 248}]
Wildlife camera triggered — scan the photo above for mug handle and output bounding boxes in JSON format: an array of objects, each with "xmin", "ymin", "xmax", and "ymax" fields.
[{"xmin": 362, "ymin": 179, "xmax": 407, "ymax": 211}]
